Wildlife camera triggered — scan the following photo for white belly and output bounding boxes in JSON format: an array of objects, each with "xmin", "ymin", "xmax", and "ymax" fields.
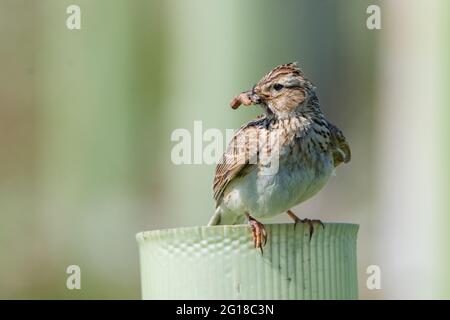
[{"xmin": 218, "ymin": 152, "xmax": 334, "ymax": 224}]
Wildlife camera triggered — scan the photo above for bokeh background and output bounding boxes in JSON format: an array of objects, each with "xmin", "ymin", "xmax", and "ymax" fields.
[{"xmin": 0, "ymin": 0, "xmax": 448, "ymax": 299}]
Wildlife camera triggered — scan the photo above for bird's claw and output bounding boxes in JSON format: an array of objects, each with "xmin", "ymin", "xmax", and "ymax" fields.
[
  {"xmin": 293, "ymin": 218, "xmax": 324, "ymax": 241},
  {"xmin": 247, "ymin": 215, "xmax": 267, "ymax": 254},
  {"xmin": 287, "ymin": 210, "xmax": 324, "ymax": 241}
]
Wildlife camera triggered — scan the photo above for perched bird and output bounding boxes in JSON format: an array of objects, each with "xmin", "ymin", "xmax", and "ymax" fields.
[{"xmin": 208, "ymin": 63, "xmax": 350, "ymax": 251}]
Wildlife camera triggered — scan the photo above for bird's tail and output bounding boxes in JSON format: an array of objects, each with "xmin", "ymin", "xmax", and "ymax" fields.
[{"xmin": 207, "ymin": 207, "xmax": 222, "ymax": 226}]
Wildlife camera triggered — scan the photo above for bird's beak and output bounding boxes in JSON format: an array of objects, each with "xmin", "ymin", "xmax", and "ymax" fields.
[{"xmin": 230, "ymin": 88, "xmax": 262, "ymax": 109}]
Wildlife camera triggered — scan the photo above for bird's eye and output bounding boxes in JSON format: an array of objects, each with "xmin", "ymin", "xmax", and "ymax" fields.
[{"xmin": 273, "ymin": 83, "xmax": 284, "ymax": 91}]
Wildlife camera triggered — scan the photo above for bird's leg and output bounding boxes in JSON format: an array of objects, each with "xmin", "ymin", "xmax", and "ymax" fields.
[
  {"xmin": 245, "ymin": 212, "xmax": 267, "ymax": 254},
  {"xmin": 286, "ymin": 209, "xmax": 324, "ymax": 241}
]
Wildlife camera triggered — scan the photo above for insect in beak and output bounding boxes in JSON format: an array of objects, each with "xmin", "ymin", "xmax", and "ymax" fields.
[{"xmin": 229, "ymin": 87, "xmax": 262, "ymax": 109}]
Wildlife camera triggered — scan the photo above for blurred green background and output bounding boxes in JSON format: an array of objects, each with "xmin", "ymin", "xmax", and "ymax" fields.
[{"xmin": 0, "ymin": 0, "xmax": 448, "ymax": 299}]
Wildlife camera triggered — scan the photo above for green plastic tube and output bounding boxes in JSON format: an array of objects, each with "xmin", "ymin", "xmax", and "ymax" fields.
[{"xmin": 136, "ymin": 223, "xmax": 359, "ymax": 299}]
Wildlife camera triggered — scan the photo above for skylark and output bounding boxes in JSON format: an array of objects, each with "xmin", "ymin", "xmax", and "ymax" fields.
[{"xmin": 208, "ymin": 63, "xmax": 351, "ymax": 251}]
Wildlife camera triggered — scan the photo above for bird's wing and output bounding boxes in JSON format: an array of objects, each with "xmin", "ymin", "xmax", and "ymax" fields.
[
  {"xmin": 213, "ymin": 117, "xmax": 267, "ymax": 206},
  {"xmin": 328, "ymin": 122, "xmax": 351, "ymax": 167}
]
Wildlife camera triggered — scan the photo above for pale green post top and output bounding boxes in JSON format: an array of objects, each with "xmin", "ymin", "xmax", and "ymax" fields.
[{"xmin": 137, "ymin": 223, "xmax": 359, "ymax": 300}]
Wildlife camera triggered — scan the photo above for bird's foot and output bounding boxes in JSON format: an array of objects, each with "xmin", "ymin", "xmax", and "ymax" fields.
[
  {"xmin": 287, "ymin": 210, "xmax": 324, "ymax": 241},
  {"xmin": 245, "ymin": 213, "xmax": 267, "ymax": 254}
]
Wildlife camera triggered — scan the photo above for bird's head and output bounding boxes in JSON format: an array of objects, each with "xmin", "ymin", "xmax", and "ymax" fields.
[{"xmin": 230, "ymin": 62, "xmax": 316, "ymax": 117}]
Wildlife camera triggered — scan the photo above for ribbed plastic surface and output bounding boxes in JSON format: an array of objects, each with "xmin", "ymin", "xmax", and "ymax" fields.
[{"xmin": 136, "ymin": 223, "xmax": 359, "ymax": 300}]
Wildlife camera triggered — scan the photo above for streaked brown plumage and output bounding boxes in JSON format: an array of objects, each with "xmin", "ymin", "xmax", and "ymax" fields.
[{"xmin": 209, "ymin": 62, "xmax": 350, "ymax": 251}]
